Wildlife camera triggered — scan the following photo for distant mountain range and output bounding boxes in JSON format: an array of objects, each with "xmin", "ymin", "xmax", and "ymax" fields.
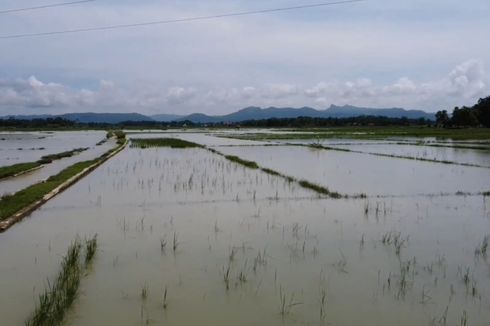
[{"xmin": 2, "ymin": 105, "xmax": 435, "ymax": 123}]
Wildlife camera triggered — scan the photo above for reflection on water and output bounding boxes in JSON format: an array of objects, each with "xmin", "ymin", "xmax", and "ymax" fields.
[{"xmin": 0, "ymin": 133, "xmax": 489, "ymax": 326}]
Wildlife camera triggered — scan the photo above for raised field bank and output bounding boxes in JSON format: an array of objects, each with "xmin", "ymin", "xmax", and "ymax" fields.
[{"xmin": 0, "ymin": 128, "xmax": 489, "ymax": 325}]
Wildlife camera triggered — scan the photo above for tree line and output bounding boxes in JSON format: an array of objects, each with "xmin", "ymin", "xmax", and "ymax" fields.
[
  {"xmin": 436, "ymin": 96, "xmax": 490, "ymax": 127},
  {"xmin": 0, "ymin": 115, "xmax": 433, "ymax": 129}
]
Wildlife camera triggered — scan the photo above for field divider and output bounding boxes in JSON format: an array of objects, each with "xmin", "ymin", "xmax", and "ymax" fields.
[
  {"xmin": 0, "ymin": 164, "xmax": 44, "ymax": 180},
  {"xmin": 296, "ymin": 143, "xmax": 490, "ymax": 169},
  {"xmin": 0, "ymin": 138, "xmax": 127, "ymax": 233}
]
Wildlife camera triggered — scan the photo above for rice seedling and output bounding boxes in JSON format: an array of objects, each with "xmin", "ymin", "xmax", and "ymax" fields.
[
  {"xmin": 141, "ymin": 283, "xmax": 148, "ymax": 301},
  {"xmin": 459, "ymin": 266, "xmax": 471, "ymax": 287},
  {"xmin": 25, "ymin": 239, "xmax": 87, "ymax": 326},
  {"xmin": 160, "ymin": 236, "xmax": 167, "ymax": 252},
  {"xmin": 223, "ymin": 264, "xmax": 231, "ymax": 290},
  {"xmin": 252, "ymin": 249, "xmax": 267, "ymax": 273},
  {"xmin": 298, "ymin": 180, "xmax": 343, "ymax": 199},
  {"xmin": 430, "ymin": 306, "xmax": 449, "ymax": 326},
  {"xmin": 84, "ymin": 234, "xmax": 98, "ymax": 267},
  {"xmin": 238, "ymin": 261, "xmax": 248, "ymax": 284},
  {"xmin": 381, "ymin": 231, "xmax": 408, "ymax": 256},
  {"xmin": 460, "ymin": 310, "xmax": 468, "ymax": 326},
  {"xmin": 420, "ymin": 286, "xmax": 432, "ymax": 304},
  {"xmin": 162, "ymin": 286, "xmax": 168, "ymax": 310},
  {"xmin": 224, "ymin": 155, "xmax": 259, "ymax": 169},
  {"xmin": 279, "ymin": 285, "xmax": 302, "ymax": 316},
  {"xmin": 172, "ymin": 232, "xmax": 179, "ymax": 253},
  {"xmin": 332, "ymin": 252, "xmax": 348, "ymax": 274},
  {"xmin": 319, "ymin": 289, "xmax": 327, "ymax": 322},
  {"xmin": 474, "ymin": 234, "xmax": 489, "ymax": 257},
  {"xmin": 229, "ymin": 247, "xmax": 236, "ymax": 263}
]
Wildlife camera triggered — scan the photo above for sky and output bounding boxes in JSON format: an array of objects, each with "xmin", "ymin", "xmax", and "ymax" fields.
[{"xmin": 0, "ymin": 0, "xmax": 489, "ymax": 116}]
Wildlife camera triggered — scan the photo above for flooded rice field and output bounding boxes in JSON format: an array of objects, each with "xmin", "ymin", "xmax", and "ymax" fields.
[
  {"xmin": 0, "ymin": 131, "xmax": 115, "ymax": 196},
  {"xmin": 216, "ymin": 145, "xmax": 490, "ymax": 196},
  {"xmin": 0, "ymin": 131, "xmax": 106, "ymax": 166},
  {"xmin": 0, "ymin": 131, "xmax": 489, "ymax": 325}
]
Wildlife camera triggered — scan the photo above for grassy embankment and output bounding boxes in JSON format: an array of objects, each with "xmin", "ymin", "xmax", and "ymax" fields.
[
  {"xmin": 130, "ymin": 138, "xmax": 203, "ymax": 149},
  {"xmin": 0, "ymin": 132, "xmax": 126, "ymax": 223},
  {"xmin": 0, "ymin": 148, "xmax": 89, "ymax": 180},
  {"xmin": 0, "ymin": 162, "xmax": 42, "ymax": 179}
]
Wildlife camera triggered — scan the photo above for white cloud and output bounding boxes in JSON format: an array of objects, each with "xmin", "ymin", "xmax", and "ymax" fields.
[{"xmin": 0, "ymin": 60, "xmax": 489, "ymax": 115}]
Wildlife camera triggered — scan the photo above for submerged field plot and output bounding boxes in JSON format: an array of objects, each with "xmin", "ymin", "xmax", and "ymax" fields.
[{"xmin": 0, "ymin": 131, "xmax": 489, "ymax": 325}]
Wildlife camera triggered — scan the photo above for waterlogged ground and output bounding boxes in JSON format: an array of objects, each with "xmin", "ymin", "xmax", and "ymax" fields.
[
  {"xmin": 0, "ymin": 131, "xmax": 106, "ymax": 166},
  {"xmin": 0, "ymin": 136, "xmax": 116, "ymax": 196},
  {"xmin": 0, "ymin": 131, "xmax": 489, "ymax": 326},
  {"xmin": 217, "ymin": 145, "xmax": 490, "ymax": 196}
]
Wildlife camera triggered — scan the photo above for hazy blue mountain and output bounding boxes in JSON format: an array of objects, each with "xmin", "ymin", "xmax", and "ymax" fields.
[
  {"xmin": 61, "ymin": 113, "xmax": 153, "ymax": 123},
  {"xmin": 324, "ymin": 105, "xmax": 435, "ymax": 120},
  {"xmin": 224, "ymin": 106, "xmax": 324, "ymax": 121},
  {"xmin": 1, "ymin": 112, "xmax": 154, "ymax": 123},
  {"xmin": 177, "ymin": 113, "xmax": 221, "ymax": 123},
  {"xmin": 2, "ymin": 105, "xmax": 434, "ymax": 123},
  {"xmin": 151, "ymin": 114, "xmax": 184, "ymax": 122},
  {"xmin": 177, "ymin": 105, "xmax": 434, "ymax": 123}
]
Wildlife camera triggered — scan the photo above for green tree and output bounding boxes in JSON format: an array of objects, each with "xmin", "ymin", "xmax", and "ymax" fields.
[
  {"xmin": 435, "ymin": 110, "xmax": 449, "ymax": 127},
  {"xmin": 474, "ymin": 96, "xmax": 490, "ymax": 127},
  {"xmin": 451, "ymin": 106, "xmax": 479, "ymax": 127}
]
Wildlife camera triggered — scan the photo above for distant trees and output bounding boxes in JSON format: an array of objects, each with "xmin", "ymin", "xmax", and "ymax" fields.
[
  {"xmin": 436, "ymin": 96, "xmax": 490, "ymax": 127},
  {"xmin": 435, "ymin": 110, "xmax": 449, "ymax": 127},
  {"xmin": 474, "ymin": 96, "xmax": 490, "ymax": 127},
  {"xmin": 0, "ymin": 117, "xmax": 75, "ymax": 129},
  {"xmin": 237, "ymin": 116, "xmax": 431, "ymax": 128}
]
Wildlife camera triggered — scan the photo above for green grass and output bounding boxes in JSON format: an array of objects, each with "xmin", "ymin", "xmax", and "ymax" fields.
[
  {"xmin": 25, "ymin": 240, "xmax": 82, "ymax": 326},
  {"xmin": 0, "ymin": 141, "xmax": 126, "ymax": 221},
  {"xmin": 0, "ymin": 160, "xmax": 96, "ymax": 220},
  {"xmin": 224, "ymin": 155, "xmax": 259, "ymax": 169},
  {"xmin": 25, "ymin": 236, "xmax": 98, "ymax": 326},
  {"xmin": 297, "ymin": 180, "xmax": 343, "ymax": 199},
  {"xmin": 130, "ymin": 138, "xmax": 203, "ymax": 149},
  {"xmin": 0, "ymin": 147, "xmax": 90, "ymax": 179},
  {"xmin": 37, "ymin": 148, "xmax": 88, "ymax": 164},
  {"xmin": 260, "ymin": 167, "xmax": 282, "ymax": 177},
  {"xmin": 113, "ymin": 130, "xmax": 126, "ymax": 145},
  {"xmin": 84, "ymin": 234, "xmax": 98, "ymax": 267},
  {"xmin": 0, "ymin": 162, "xmax": 42, "ymax": 179}
]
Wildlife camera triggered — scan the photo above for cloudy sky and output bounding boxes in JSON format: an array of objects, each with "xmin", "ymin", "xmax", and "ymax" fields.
[{"xmin": 0, "ymin": 0, "xmax": 489, "ymax": 116}]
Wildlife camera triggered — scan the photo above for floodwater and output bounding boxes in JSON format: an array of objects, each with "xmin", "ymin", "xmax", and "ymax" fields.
[
  {"xmin": 217, "ymin": 145, "xmax": 490, "ymax": 196},
  {"xmin": 0, "ymin": 132, "xmax": 489, "ymax": 326},
  {"xmin": 0, "ymin": 131, "xmax": 106, "ymax": 166},
  {"xmin": 0, "ymin": 136, "xmax": 116, "ymax": 196},
  {"xmin": 326, "ymin": 143, "xmax": 490, "ymax": 167}
]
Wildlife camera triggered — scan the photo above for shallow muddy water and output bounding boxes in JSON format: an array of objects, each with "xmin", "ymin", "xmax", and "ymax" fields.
[
  {"xmin": 0, "ymin": 135, "xmax": 489, "ymax": 326},
  {"xmin": 0, "ymin": 138, "xmax": 116, "ymax": 196},
  {"xmin": 315, "ymin": 143, "xmax": 490, "ymax": 167},
  {"xmin": 0, "ymin": 131, "xmax": 106, "ymax": 167},
  {"xmin": 217, "ymin": 145, "xmax": 490, "ymax": 196}
]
